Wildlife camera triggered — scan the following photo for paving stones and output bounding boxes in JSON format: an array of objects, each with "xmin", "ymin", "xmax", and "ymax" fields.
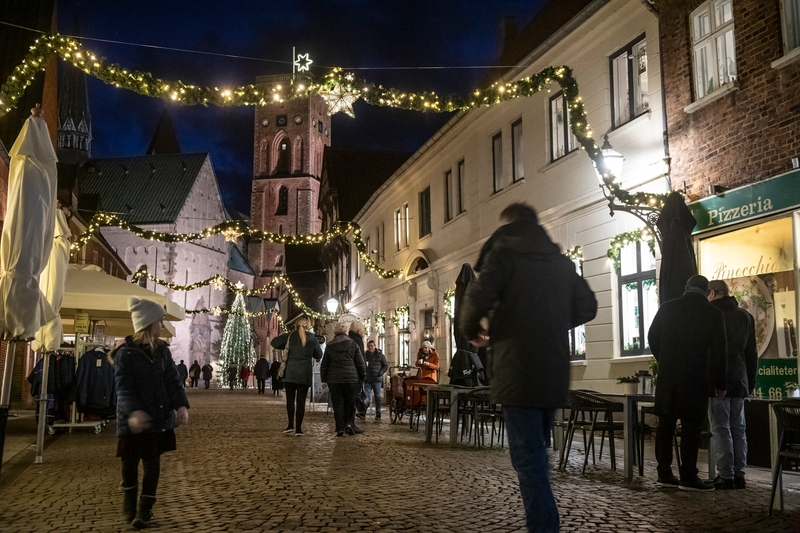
[{"xmin": 0, "ymin": 389, "xmax": 797, "ymax": 532}]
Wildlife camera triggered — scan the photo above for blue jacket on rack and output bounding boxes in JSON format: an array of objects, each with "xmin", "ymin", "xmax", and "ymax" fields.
[
  {"xmin": 112, "ymin": 337, "xmax": 189, "ymax": 436},
  {"xmin": 74, "ymin": 349, "xmax": 116, "ymax": 412}
]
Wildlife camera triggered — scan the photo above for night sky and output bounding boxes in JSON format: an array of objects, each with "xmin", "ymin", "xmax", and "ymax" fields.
[{"xmin": 55, "ymin": 1, "xmax": 545, "ymax": 214}]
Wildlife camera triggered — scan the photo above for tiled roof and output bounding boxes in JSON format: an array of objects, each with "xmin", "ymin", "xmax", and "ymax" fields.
[
  {"xmin": 321, "ymin": 147, "xmax": 411, "ymax": 221},
  {"xmin": 77, "ymin": 153, "xmax": 208, "ymax": 224},
  {"xmin": 228, "ymin": 244, "xmax": 255, "ymax": 275}
]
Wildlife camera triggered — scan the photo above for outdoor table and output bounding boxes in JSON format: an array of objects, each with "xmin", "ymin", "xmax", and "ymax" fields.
[
  {"xmin": 593, "ymin": 393, "xmax": 654, "ymax": 480},
  {"xmin": 424, "ymin": 384, "xmax": 484, "ymax": 447},
  {"xmin": 408, "ymin": 381, "xmax": 437, "ymax": 431}
]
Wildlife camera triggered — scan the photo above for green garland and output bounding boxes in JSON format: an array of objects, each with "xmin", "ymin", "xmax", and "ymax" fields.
[
  {"xmin": 0, "ymin": 33, "xmax": 666, "ymax": 212},
  {"xmin": 392, "ymin": 305, "xmax": 410, "ymax": 327},
  {"xmin": 374, "ymin": 313, "xmax": 385, "ymax": 333},
  {"xmin": 444, "ymin": 289, "xmax": 455, "ymax": 318},
  {"xmin": 607, "ymin": 229, "xmax": 657, "ymax": 270}
]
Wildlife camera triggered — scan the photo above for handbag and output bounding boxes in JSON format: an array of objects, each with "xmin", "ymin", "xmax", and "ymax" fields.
[
  {"xmin": 356, "ymin": 384, "xmax": 370, "ymax": 413},
  {"xmin": 277, "ymin": 360, "xmax": 287, "ymax": 380}
]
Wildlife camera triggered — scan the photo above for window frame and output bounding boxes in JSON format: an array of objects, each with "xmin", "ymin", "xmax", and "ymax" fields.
[
  {"xmin": 456, "ymin": 160, "xmax": 465, "ymax": 215},
  {"xmin": 444, "ymin": 169, "xmax": 454, "ymax": 222},
  {"xmin": 419, "ymin": 187, "xmax": 431, "ymax": 238},
  {"xmin": 609, "ymin": 33, "xmax": 649, "ymax": 129},
  {"xmin": 511, "ymin": 119, "xmax": 524, "ymax": 183},
  {"xmin": 549, "ymin": 91, "xmax": 578, "ymax": 162},
  {"xmin": 403, "ymin": 204, "xmax": 409, "ymax": 248},
  {"xmin": 569, "ymin": 258, "xmax": 587, "ymax": 361},
  {"xmin": 780, "ymin": 0, "xmax": 800, "ymax": 53},
  {"xmin": 690, "ymin": 0, "xmax": 737, "ymax": 101},
  {"xmin": 394, "ymin": 208, "xmax": 402, "ymax": 252},
  {"xmin": 617, "ymin": 241, "xmax": 657, "ymax": 357},
  {"xmin": 492, "ymin": 132, "xmax": 506, "ymax": 193}
]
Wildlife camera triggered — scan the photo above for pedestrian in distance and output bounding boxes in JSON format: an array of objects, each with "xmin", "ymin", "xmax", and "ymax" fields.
[
  {"xmin": 648, "ymin": 274, "xmax": 728, "ymax": 492},
  {"xmin": 356, "ymin": 339, "xmax": 388, "ymax": 420},
  {"xmin": 201, "ymin": 362, "xmax": 214, "ymax": 389},
  {"xmin": 239, "ymin": 363, "xmax": 251, "ymax": 390},
  {"xmin": 459, "ymin": 203, "xmax": 597, "ymax": 533},
  {"xmin": 111, "ymin": 297, "xmax": 189, "ymax": 529},
  {"xmin": 414, "ymin": 341, "xmax": 439, "ymax": 382},
  {"xmin": 270, "ymin": 317, "xmax": 322, "ymax": 436},
  {"xmin": 707, "ymin": 279, "xmax": 757, "ymax": 490},
  {"xmin": 254, "ymin": 355, "xmax": 270, "ymax": 394},
  {"xmin": 321, "ymin": 321, "xmax": 366, "ymax": 437},
  {"xmin": 227, "ymin": 364, "xmax": 237, "ymax": 390},
  {"xmin": 269, "ymin": 360, "xmax": 283, "ymax": 395},
  {"xmin": 188, "ymin": 360, "xmax": 201, "ymax": 388},
  {"xmin": 176, "ymin": 360, "xmax": 188, "ymax": 388}
]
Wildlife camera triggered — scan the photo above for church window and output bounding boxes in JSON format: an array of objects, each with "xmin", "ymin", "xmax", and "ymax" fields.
[
  {"xmin": 276, "ymin": 187, "xmax": 289, "ymax": 216},
  {"xmin": 276, "ymin": 139, "xmax": 290, "ymax": 174}
]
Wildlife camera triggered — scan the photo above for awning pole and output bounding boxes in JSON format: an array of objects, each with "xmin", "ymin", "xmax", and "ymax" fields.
[
  {"xmin": 0, "ymin": 339, "xmax": 18, "ymax": 476},
  {"xmin": 35, "ymin": 349, "xmax": 50, "ymax": 463}
]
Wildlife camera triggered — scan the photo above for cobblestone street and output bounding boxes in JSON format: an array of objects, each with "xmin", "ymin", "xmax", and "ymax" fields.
[{"xmin": 1, "ymin": 389, "xmax": 798, "ymax": 532}]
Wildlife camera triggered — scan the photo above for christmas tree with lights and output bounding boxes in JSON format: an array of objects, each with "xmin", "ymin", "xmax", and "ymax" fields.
[{"xmin": 217, "ymin": 292, "xmax": 255, "ymax": 388}]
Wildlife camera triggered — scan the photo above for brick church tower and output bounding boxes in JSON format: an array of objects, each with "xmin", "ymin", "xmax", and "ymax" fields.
[{"xmin": 249, "ymin": 74, "xmax": 330, "ymax": 283}]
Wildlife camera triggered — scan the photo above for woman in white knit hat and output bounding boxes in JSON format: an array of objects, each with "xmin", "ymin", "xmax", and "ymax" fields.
[{"xmin": 111, "ymin": 297, "xmax": 189, "ymax": 529}]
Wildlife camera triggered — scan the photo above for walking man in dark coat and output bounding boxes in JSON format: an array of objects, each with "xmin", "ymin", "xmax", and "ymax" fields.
[
  {"xmin": 707, "ymin": 279, "xmax": 757, "ymax": 489},
  {"xmin": 254, "ymin": 355, "xmax": 270, "ymax": 394},
  {"xmin": 648, "ymin": 275, "xmax": 728, "ymax": 491},
  {"xmin": 459, "ymin": 203, "xmax": 597, "ymax": 533}
]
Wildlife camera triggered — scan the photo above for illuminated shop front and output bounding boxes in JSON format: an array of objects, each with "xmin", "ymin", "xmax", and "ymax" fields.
[{"xmin": 689, "ymin": 169, "xmax": 800, "ymax": 399}]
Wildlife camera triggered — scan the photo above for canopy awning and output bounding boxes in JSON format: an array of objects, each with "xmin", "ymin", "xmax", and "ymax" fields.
[{"xmin": 61, "ymin": 264, "xmax": 184, "ymax": 321}]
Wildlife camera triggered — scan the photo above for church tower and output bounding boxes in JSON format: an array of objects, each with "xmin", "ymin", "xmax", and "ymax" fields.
[
  {"xmin": 57, "ymin": 60, "xmax": 92, "ymax": 165},
  {"xmin": 249, "ymin": 74, "xmax": 330, "ymax": 280}
]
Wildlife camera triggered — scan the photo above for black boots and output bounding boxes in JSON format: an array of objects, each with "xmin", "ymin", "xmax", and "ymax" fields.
[
  {"xmin": 122, "ymin": 485, "xmax": 137, "ymax": 522},
  {"xmin": 132, "ymin": 495, "xmax": 156, "ymax": 529}
]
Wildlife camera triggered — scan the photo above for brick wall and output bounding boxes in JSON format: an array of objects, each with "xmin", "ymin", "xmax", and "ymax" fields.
[{"xmin": 659, "ymin": 0, "xmax": 800, "ymax": 200}]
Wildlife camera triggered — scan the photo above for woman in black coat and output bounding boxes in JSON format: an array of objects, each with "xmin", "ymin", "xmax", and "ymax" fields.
[
  {"xmin": 269, "ymin": 360, "xmax": 283, "ymax": 394},
  {"xmin": 113, "ymin": 297, "xmax": 189, "ymax": 529},
  {"xmin": 320, "ymin": 321, "xmax": 366, "ymax": 437}
]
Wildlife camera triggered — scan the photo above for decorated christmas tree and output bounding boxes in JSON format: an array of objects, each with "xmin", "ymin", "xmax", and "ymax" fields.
[{"xmin": 217, "ymin": 292, "xmax": 255, "ymax": 388}]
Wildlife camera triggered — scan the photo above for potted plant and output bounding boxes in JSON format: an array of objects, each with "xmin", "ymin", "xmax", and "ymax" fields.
[
  {"xmin": 785, "ymin": 382, "xmax": 800, "ymax": 399},
  {"xmin": 617, "ymin": 375, "xmax": 640, "ymax": 395}
]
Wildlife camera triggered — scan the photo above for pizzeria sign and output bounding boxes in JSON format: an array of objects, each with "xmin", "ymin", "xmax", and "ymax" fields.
[{"xmin": 688, "ymin": 169, "xmax": 800, "ymax": 232}]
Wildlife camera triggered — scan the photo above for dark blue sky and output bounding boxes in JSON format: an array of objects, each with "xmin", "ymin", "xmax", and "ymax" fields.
[{"xmin": 57, "ymin": 1, "xmax": 545, "ymax": 214}]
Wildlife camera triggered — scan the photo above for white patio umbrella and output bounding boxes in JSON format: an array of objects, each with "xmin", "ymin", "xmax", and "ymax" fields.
[
  {"xmin": 32, "ymin": 210, "xmax": 71, "ymax": 463},
  {"xmin": 0, "ymin": 105, "xmax": 58, "ymax": 475}
]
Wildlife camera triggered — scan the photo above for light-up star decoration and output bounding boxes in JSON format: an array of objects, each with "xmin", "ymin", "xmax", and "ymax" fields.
[
  {"xmin": 234, "ymin": 281, "xmax": 245, "ymax": 292},
  {"xmin": 294, "ymin": 53, "xmax": 313, "ymax": 72},
  {"xmin": 320, "ymin": 83, "xmax": 360, "ymax": 118},
  {"xmin": 212, "ymin": 306, "xmax": 222, "ymax": 317},
  {"xmin": 210, "ymin": 275, "xmax": 225, "ymax": 291},
  {"xmin": 222, "ymin": 227, "xmax": 243, "ymax": 242}
]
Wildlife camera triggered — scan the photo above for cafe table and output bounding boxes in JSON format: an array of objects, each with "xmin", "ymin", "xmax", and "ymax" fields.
[
  {"xmin": 593, "ymin": 392, "xmax": 656, "ymax": 480},
  {"xmin": 423, "ymin": 384, "xmax": 485, "ymax": 447}
]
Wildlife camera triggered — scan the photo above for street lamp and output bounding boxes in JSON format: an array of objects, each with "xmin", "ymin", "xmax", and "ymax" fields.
[
  {"xmin": 325, "ymin": 297, "xmax": 339, "ymax": 315},
  {"xmin": 598, "ymin": 134, "xmax": 624, "ymax": 184}
]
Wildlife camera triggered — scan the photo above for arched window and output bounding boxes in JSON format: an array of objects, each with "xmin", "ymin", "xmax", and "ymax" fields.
[
  {"xmin": 276, "ymin": 187, "xmax": 288, "ymax": 216},
  {"xmin": 276, "ymin": 138, "xmax": 290, "ymax": 174}
]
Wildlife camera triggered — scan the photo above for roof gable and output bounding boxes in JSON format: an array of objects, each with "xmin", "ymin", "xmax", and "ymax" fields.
[{"xmin": 77, "ymin": 153, "xmax": 208, "ymax": 224}]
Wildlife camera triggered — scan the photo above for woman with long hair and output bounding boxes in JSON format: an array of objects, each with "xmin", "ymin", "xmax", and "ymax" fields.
[
  {"xmin": 112, "ymin": 297, "xmax": 189, "ymax": 529},
  {"xmin": 270, "ymin": 317, "xmax": 322, "ymax": 435}
]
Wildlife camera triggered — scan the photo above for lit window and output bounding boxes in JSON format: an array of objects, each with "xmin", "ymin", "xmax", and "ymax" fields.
[
  {"xmin": 569, "ymin": 258, "xmax": 587, "ymax": 361},
  {"xmin": 691, "ymin": 0, "xmax": 737, "ymax": 100},
  {"xmin": 511, "ymin": 120, "xmax": 524, "ymax": 182},
  {"xmin": 781, "ymin": 0, "xmax": 800, "ymax": 53},
  {"xmin": 395, "ymin": 209, "xmax": 402, "ymax": 251},
  {"xmin": 618, "ymin": 240, "xmax": 657, "ymax": 356},
  {"xmin": 550, "ymin": 91, "xmax": 578, "ymax": 161},
  {"xmin": 419, "ymin": 187, "xmax": 431, "ymax": 237},
  {"xmin": 610, "ymin": 35, "xmax": 649, "ymax": 128}
]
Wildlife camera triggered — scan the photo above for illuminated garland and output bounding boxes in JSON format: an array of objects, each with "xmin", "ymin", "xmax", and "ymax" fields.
[
  {"xmin": 607, "ymin": 229, "xmax": 657, "ymax": 270},
  {"xmin": 565, "ymin": 246, "xmax": 582, "ymax": 263},
  {"xmin": 392, "ymin": 305, "xmax": 410, "ymax": 327},
  {"xmin": 444, "ymin": 289, "xmax": 455, "ymax": 318},
  {"xmin": 74, "ymin": 211, "xmax": 400, "ymax": 279},
  {"xmin": 134, "ymin": 267, "xmax": 337, "ymax": 321},
  {"xmin": 374, "ymin": 313, "xmax": 385, "ymax": 334},
  {"xmin": 0, "ymin": 33, "xmax": 666, "ymax": 212}
]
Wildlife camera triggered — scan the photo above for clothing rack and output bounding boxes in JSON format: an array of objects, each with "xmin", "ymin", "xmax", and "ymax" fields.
[{"xmin": 49, "ymin": 335, "xmax": 111, "ymax": 434}]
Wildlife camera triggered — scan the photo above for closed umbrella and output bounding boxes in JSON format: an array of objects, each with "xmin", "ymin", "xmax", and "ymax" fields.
[
  {"xmin": 0, "ymin": 106, "xmax": 58, "ymax": 475},
  {"xmin": 449, "ymin": 263, "xmax": 486, "ymax": 386},
  {"xmin": 453, "ymin": 263, "xmax": 476, "ymax": 352},
  {"xmin": 33, "ymin": 210, "xmax": 71, "ymax": 463},
  {"xmin": 656, "ymin": 191, "xmax": 698, "ymax": 303}
]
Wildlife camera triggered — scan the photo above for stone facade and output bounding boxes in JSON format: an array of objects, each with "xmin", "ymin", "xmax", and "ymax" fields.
[{"xmin": 658, "ymin": 0, "xmax": 800, "ymax": 200}]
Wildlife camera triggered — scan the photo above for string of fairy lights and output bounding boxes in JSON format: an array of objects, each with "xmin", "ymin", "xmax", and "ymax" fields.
[
  {"xmin": 75, "ymin": 211, "xmax": 400, "ymax": 279},
  {"xmin": 0, "ymin": 32, "xmax": 667, "ymax": 213},
  {"xmin": 606, "ymin": 229, "xmax": 656, "ymax": 270}
]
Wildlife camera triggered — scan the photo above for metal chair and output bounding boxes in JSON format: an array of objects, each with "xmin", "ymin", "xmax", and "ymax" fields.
[
  {"xmin": 561, "ymin": 390, "xmax": 624, "ymax": 474},
  {"xmin": 769, "ymin": 400, "xmax": 800, "ymax": 515}
]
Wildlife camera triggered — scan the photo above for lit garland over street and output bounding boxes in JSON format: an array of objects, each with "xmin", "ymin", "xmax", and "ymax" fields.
[
  {"xmin": 0, "ymin": 33, "xmax": 667, "ymax": 212},
  {"xmin": 75, "ymin": 211, "xmax": 400, "ymax": 279}
]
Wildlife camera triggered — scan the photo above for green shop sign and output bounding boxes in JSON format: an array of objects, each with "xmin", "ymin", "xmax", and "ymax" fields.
[
  {"xmin": 753, "ymin": 359, "xmax": 799, "ymax": 401},
  {"xmin": 688, "ymin": 169, "xmax": 800, "ymax": 233}
]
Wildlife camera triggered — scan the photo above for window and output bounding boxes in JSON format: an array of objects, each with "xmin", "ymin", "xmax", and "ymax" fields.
[
  {"xmin": 511, "ymin": 120, "xmax": 524, "ymax": 182},
  {"xmin": 617, "ymin": 240, "xmax": 658, "ymax": 356},
  {"xmin": 355, "ymin": 241, "xmax": 361, "ymax": 279},
  {"xmin": 395, "ymin": 209, "xmax": 402, "ymax": 251},
  {"xmin": 781, "ymin": 0, "xmax": 800, "ymax": 53},
  {"xmin": 691, "ymin": 0, "xmax": 737, "ymax": 100},
  {"xmin": 456, "ymin": 160, "xmax": 465, "ymax": 214},
  {"xmin": 444, "ymin": 170, "xmax": 454, "ymax": 222},
  {"xmin": 550, "ymin": 91, "xmax": 578, "ymax": 161},
  {"xmin": 610, "ymin": 35, "xmax": 649, "ymax": 128},
  {"xmin": 492, "ymin": 133, "xmax": 508, "ymax": 192},
  {"xmin": 276, "ymin": 186, "xmax": 288, "ymax": 216},
  {"xmin": 446, "ymin": 161, "xmax": 465, "ymax": 222},
  {"xmin": 403, "ymin": 204, "xmax": 409, "ymax": 248},
  {"xmin": 419, "ymin": 187, "xmax": 431, "ymax": 237},
  {"xmin": 276, "ymin": 138, "xmax": 291, "ymax": 173},
  {"xmin": 569, "ymin": 258, "xmax": 587, "ymax": 361}
]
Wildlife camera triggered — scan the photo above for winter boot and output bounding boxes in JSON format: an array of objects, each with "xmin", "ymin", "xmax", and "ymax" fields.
[
  {"xmin": 122, "ymin": 485, "xmax": 137, "ymax": 523},
  {"xmin": 132, "ymin": 495, "xmax": 156, "ymax": 529}
]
